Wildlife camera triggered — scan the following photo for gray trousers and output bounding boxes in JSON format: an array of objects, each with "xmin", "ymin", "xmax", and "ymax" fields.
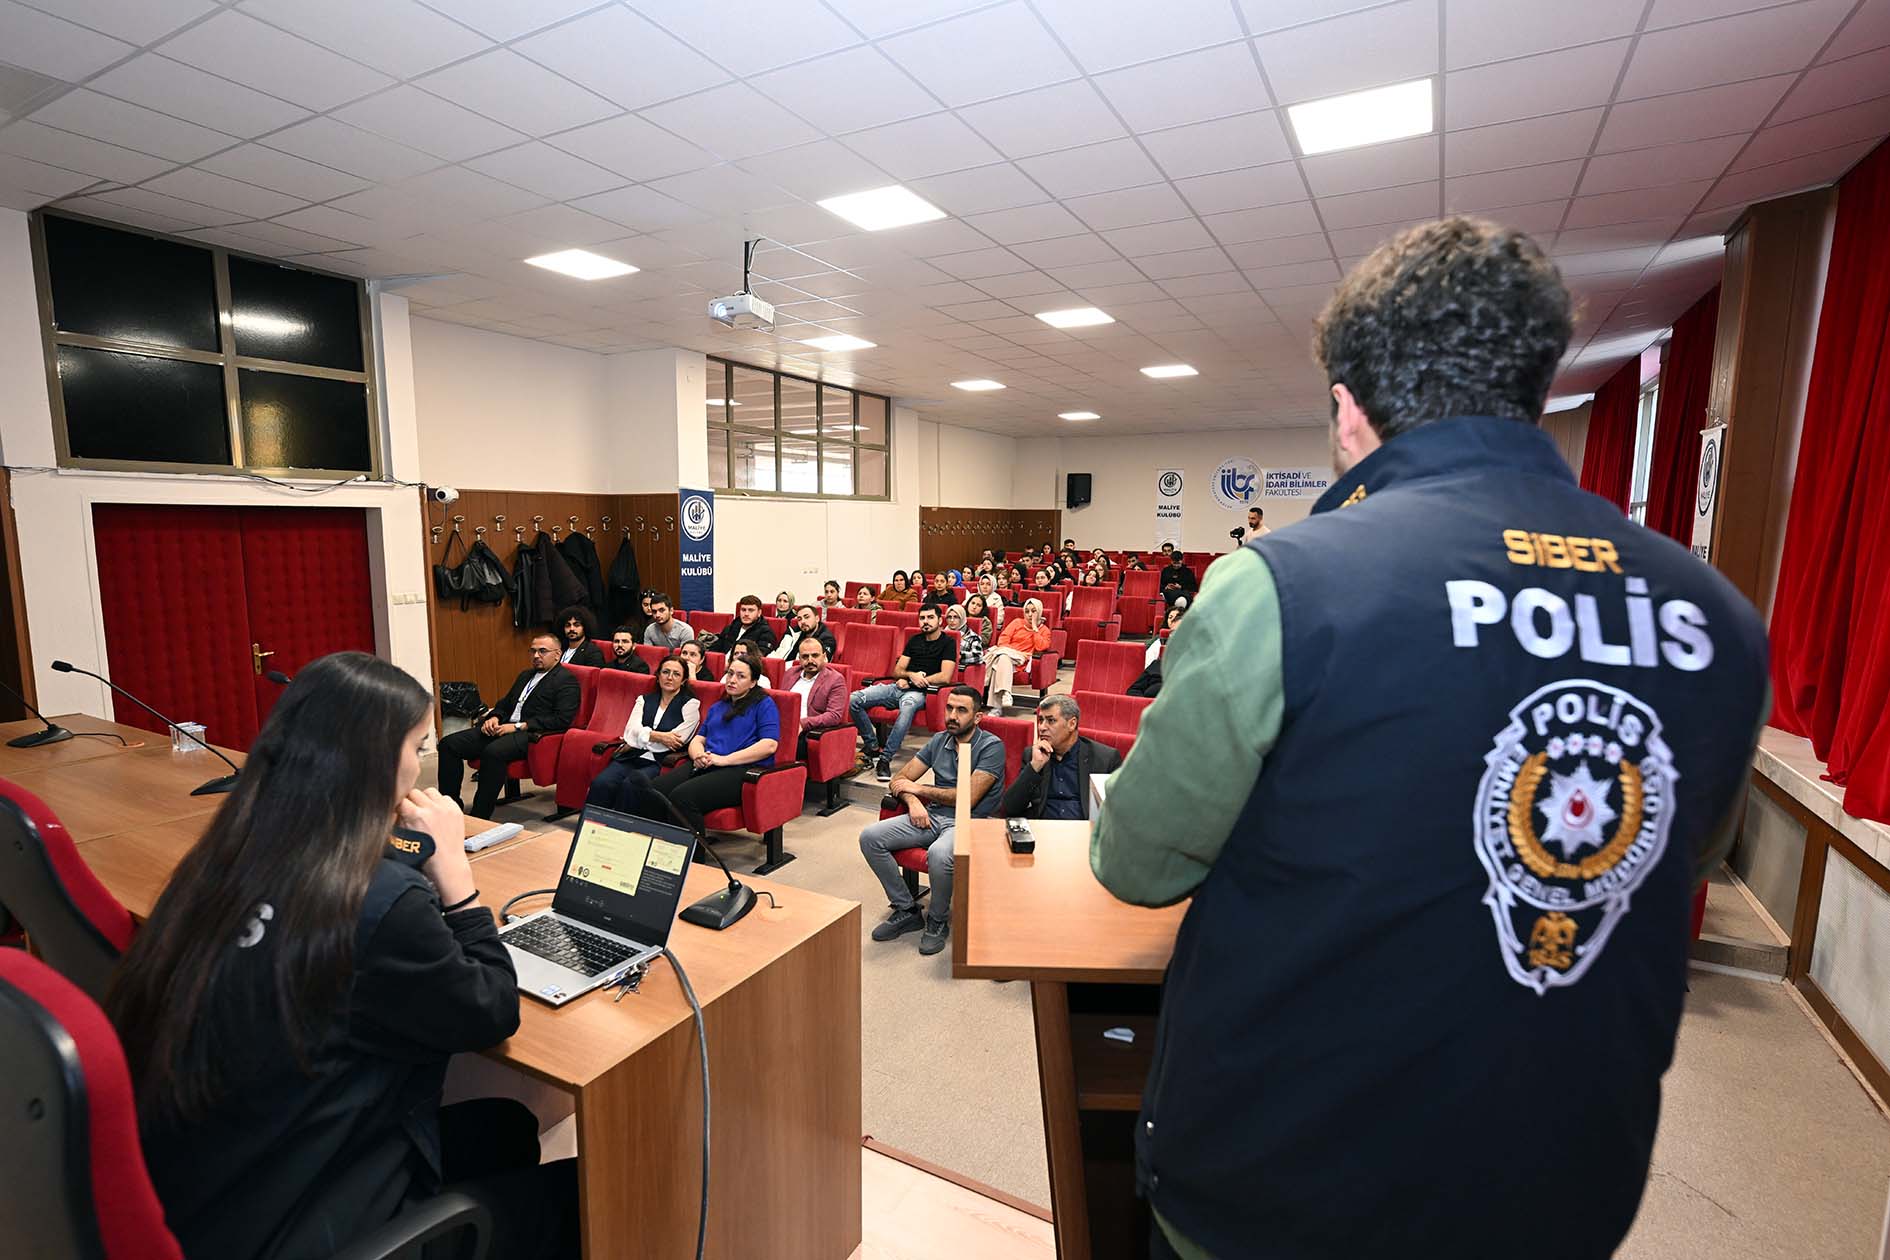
[{"xmin": 859, "ymin": 813, "xmax": 955, "ymax": 921}]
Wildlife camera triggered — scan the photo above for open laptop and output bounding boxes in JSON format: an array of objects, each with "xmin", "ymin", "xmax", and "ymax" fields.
[{"xmin": 499, "ymin": 804, "xmax": 699, "ymax": 1006}]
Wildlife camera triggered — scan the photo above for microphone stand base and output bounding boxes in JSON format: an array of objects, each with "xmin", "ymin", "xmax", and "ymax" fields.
[
  {"xmin": 192, "ymin": 773, "xmax": 240, "ymax": 796},
  {"xmin": 680, "ymin": 881, "xmax": 755, "ymax": 931},
  {"xmin": 7, "ymin": 725, "xmax": 73, "ymax": 748}
]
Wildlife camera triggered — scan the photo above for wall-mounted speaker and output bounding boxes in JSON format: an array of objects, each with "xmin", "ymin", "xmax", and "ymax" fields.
[{"xmin": 1067, "ymin": 472, "xmax": 1092, "ymax": 508}]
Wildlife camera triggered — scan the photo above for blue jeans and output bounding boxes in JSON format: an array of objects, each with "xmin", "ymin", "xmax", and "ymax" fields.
[
  {"xmin": 859, "ymin": 813, "xmax": 954, "ymax": 921},
  {"xmin": 850, "ymin": 682, "xmax": 927, "ymax": 759}
]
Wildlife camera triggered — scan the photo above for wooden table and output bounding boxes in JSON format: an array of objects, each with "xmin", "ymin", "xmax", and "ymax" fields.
[
  {"xmin": 951, "ymin": 819, "xmax": 1187, "ymax": 1260},
  {"xmin": 8, "ymin": 714, "xmax": 864, "ymax": 1259}
]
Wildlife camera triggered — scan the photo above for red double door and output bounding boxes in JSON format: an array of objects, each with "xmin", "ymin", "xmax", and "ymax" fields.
[{"xmin": 92, "ymin": 505, "xmax": 378, "ymax": 751}]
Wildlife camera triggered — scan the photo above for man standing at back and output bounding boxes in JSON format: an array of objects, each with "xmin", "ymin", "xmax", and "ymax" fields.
[{"xmin": 1093, "ymin": 217, "xmax": 1770, "ymax": 1260}]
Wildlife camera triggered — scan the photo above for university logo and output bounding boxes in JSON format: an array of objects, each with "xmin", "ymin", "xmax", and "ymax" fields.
[
  {"xmin": 1697, "ymin": 432, "xmax": 1720, "ymax": 517},
  {"xmin": 1211, "ymin": 458, "xmax": 1258, "ymax": 510},
  {"xmin": 1472, "ymin": 680, "xmax": 1678, "ymax": 994},
  {"xmin": 681, "ymin": 493, "xmax": 713, "ymax": 542},
  {"xmin": 1158, "ymin": 470, "xmax": 1183, "ymax": 497}
]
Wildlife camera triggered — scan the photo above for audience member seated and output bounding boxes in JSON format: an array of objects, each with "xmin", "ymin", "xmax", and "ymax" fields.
[
  {"xmin": 773, "ymin": 590, "xmax": 797, "ymax": 619},
  {"xmin": 604, "ymin": 626, "xmax": 650, "ymax": 673},
  {"xmin": 725, "ymin": 594, "xmax": 777, "ymax": 655},
  {"xmin": 850, "ymin": 603, "xmax": 957, "ymax": 780},
  {"xmin": 819, "ymin": 580, "xmax": 845, "ymax": 617},
  {"xmin": 921, "ymin": 571, "xmax": 955, "ymax": 610},
  {"xmin": 944, "ymin": 603, "xmax": 984, "ymax": 665},
  {"xmin": 1159, "ymin": 541, "xmax": 1177, "ymax": 560},
  {"xmin": 437, "ymin": 632, "xmax": 580, "ymax": 818},
  {"xmin": 1129, "ymin": 607, "xmax": 1185, "ymax": 697},
  {"xmin": 1125, "ymin": 555, "xmax": 1148, "ymax": 572},
  {"xmin": 1160, "ymin": 554, "xmax": 1199, "ymax": 607},
  {"xmin": 106, "ymin": 652, "xmax": 577, "ymax": 1260},
  {"xmin": 859, "ymin": 686, "xmax": 1005, "ymax": 957},
  {"xmin": 675, "ymin": 639, "xmax": 714, "ymax": 683},
  {"xmin": 770, "ymin": 603, "xmax": 837, "ymax": 660},
  {"xmin": 985, "ymin": 598, "xmax": 1052, "ymax": 710},
  {"xmin": 642, "ymin": 594, "xmax": 693, "ymax": 648},
  {"xmin": 1148, "ymin": 605, "xmax": 1185, "ymax": 663},
  {"xmin": 1000, "ymin": 694, "xmax": 1122, "ymax": 820},
  {"xmin": 586, "ymin": 655, "xmax": 700, "ymax": 813},
  {"xmin": 852, "ymin": 586, "xmax": 881, "ymax": 619},
  {"xmin": 629, "ymin": 655, "xmax": 778, "ymax": 833},
  {"xmin": 879, "ymin": 570, "xmax": 921, "ymax": 608},
  {"xmin": 556, "ymin": 604, "xmax": 604, "ymax": 666},
  {"xmin": 727, "ymin": 641, "xmax": 772, "ymax": 688},
  {"xmin": 787, "ymin": 636, "xmax": 849, "ymax": 759}
]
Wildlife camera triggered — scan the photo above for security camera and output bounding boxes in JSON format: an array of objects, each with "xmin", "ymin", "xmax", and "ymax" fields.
[{"xmin": 430, "ymin": 485, "xmax": 460, "ymax": 505}]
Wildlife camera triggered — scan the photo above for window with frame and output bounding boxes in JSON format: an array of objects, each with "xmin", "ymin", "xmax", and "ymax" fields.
[
  {"xmin": 1627, "ymin": 379, "xmax": 1660, "ymax": 524},
  {"xmin": 32, "ymin": 211, "xmax": 379, "ymax": 477},
  {"xmin": 705, "ymin": 358, "xmax": 889, "ymax": 500}
]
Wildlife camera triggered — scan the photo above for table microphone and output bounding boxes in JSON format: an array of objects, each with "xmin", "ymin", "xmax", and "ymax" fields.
[
  {"xmin": 49, "ymin": 661, "xmax": 242, "ymax": 795},
  {"xmin": 640, "ymin": 786, "xmax": 756, "ymax": 931},
  {"xmin": 0, "ymin": 677, "xmax": 73, "ymax": 748}
]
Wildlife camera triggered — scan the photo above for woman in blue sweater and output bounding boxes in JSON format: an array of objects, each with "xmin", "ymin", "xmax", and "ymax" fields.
[{"xmin": 639, "ymin": 654, "xmax": 778, "ymax": 830}]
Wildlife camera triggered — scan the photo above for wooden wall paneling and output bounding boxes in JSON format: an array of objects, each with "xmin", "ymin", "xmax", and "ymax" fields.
[
  {"xmin": 616, "ymin": 492, "xmax": 681, "ymax": 605},
  {"xmin": 920, "ymin": 507, "xmax": 1063, "ymax": 575}
]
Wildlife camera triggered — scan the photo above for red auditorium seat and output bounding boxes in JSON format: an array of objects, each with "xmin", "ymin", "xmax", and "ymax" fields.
[
  {"xmin": 1071, "ymin": 691, "xmax": 1153, "ymax": 741},
  {"xmin": 504, "ymin": 663, "xmax": 596, "ymax": 812},
  {"xmin": 688, "ymin": 610, "xmax": 733, "ymax": 638},
  {"xmin": 765, "ymin": 615, "xmax": 788, "ymax": 641},
  {"xmin": 1063, "ymin": 587, "xmax": 1122, "ymax": 653},
  {"xmin": 0, "ymin": 950, "xmax": 487, "ymax": 1260},
  {"xmin": 0, "ymin": 781, "xmax": 135, "ymax": 1002},
  {"xmin": 839, "ymin": 624, "xmax": 899, "ymax": 686},
  {"xmin": 804, "ymin": 716, "xmax": 860, "ymax": 817},
  {"xmin": 697, "ymin": 686, "xmax": 807, "ymax": 874},
  {"xmin": 1117, "ymin": 570, "xmax": 1163, "ymax": 635},
  {"xmin": 1092, "ymin": 727, "xmax": 1137, "ymax": 762},
  {"xmin": 1073, "ymin": 640, "xmax": 1147, "ymax": 696},
  {"xmin": 550, "ymin": 670, "xmax": 654, "ymax": 816}
]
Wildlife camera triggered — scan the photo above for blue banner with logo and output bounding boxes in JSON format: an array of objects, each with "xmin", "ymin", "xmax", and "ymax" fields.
[{"xmin": 678, "ymin": 488, "xmax": 715, "ymax": 612}]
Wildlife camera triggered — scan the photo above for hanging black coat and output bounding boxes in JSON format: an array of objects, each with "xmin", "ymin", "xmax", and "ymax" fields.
[
  {"xmin": 509, "ymin": 542, "xmax": 539, "ymax": 631},
  {"xmin": 557, "ymin": 532, "xmax": 607, "ymax": 617},
  {"xmin": 606, "ymin": 534, "xmax": 643, "ymax": 631},
  {"xmin": 531, "ymin": 534, "xmax": 586, "ymax": 624}
]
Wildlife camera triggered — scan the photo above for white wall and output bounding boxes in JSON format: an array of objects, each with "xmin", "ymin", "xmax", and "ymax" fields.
[
  {"xmin": 912, "ymin": 420, "xmax": 1019, "ymax": 508},
  {"xmin": 608, "ymin": 348, "xmax": 707, "ymax": 493},
  {"xmin": 1055, "ymin": 427, "xmax": 1334, "ymax": 551}
]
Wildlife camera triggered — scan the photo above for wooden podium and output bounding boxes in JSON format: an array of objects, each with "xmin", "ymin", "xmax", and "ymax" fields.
[{"xmin": 950, "ymin": 818, "xmax": 1187, "ymax": 1260}]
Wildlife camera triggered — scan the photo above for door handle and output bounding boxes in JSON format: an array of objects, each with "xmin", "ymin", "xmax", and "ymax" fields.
[{"xmin": 252, "ymin": 643, "xmax": 275, "ymax": 676}]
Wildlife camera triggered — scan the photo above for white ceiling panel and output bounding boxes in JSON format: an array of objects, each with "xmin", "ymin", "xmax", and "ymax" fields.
[
  {"xmin": 161, "ymin": 10, "xmax": 391, "ymax": 111},
  {"xmin": 419, "ymin": 48, "xmax": 618, "ymax": 137},
  {"xmin": 737, "ymin": 140, "xmax": 892, "ymax": 202},
  {"xmin": 1318, "ymin": 180, "xmax": 1440, "ymax": 229},
  {"xmin": 1225, "ymin": 232, "xmax": 1334, "ymax": 267},
  {"xmin": 1562, "ymin": 180, "xmax": 1715, "ymax": 227},
  {"xmin": 1103, "ymin": 217, "xmax": 1219, "ymax": 256},
  {"xmin": 1140, "ymin": 110, "xmax": 1293, "ymax": 180},
  {"xmin": 878, "ymin": 3, "xmax": 1078, "ymax": 107},
  {"xmin": 647, "ymin": 163, "xmax": 796, "ymax": 214},
  {"xmin": 332, "ymin": 85, "xmax": 525, "ymax": 162},
  {"xmin": 90, "ymin": 55, "xmax": 308, "ymax": 136},
  {"xmin": 845, "ymin": 111, "xmax": 1003, "ymax": 180},
  {"xmin": 956, "ymin": 81, "xmax": 1125, "ymax": 159},
  {"xmin": 1775, "ymin": 47, "xmax": 1890, "ymax": 124},
  {"xmin": 238, "ymin": 0, "xmax": 488, "ymax": 80},
  {"xmin": 1445, "ymin": 0, "xmax": 1646, "ymax": 68},
  {"xmin": 1580, "ymin": 135, "xmax": 1746, "ymax": 194},
  {"xmin": 1302, "ymin": 135, "xmax": 1438, "ymax": 197},
  {"xmin": 414, "ymin": 0, "xmax": 600, "ymax": 43},
  {"xmin": 512, "ymin": 7, "xmax": 726, "ymax": 113},
  {"xmin": 1175, "ymin": 162, "xmax": 1305, "ymax": 214},
  {"xmin": 570, "ymin": 184, "xmax": 703, "ymax": 232},
  {"xmin": 548, "ymin": 113, "xmax": 715, "ymax": 183},
  {"xmin": 196, "ymin": 143, "xmax": 368, "ymax": 202},
  {"xmin": 751, "ymin": 46, "xmax": 938, "ymax": 136},
  {"xmin": 465, "ymin": 141, "xmax": 625, "ymax": 201},
  {"xmin": 629, "ymin": 0, "xmax": 862, "ymax": 77},
  {"xmin": 1064, "ymin": 183, "xmax": 1196, "ymax": 231},
  {"xmin": 820, "ymin": 0, "xmax": 994, "ymax": 39},
  {"xmin": 1237, "ymin": 0, "xmax": 1395, "ymax": 33},
  {"xmin": 965, "ymin": 202, "xmax": 1090, "ymax": 245},
  {"xmin": 261, "ymin": 117, "xmax": 444, "ymax": 183},
  {"xmin": 1202, "ymin": 199, "xmax": 1324, "ymax": 242},
  {"xmin": 1619, "ymin": 0, "xmax": 1853, "ymax": 97},
  {"xmin": 1018, "ymin": 138, "xmax": 1162, "ymax": 198},
  {"xmin": 144, "ymin": 165, "xmax": 304, "ymax": 217},
  {"xmin": 1032, "ymin": 0, "xmax": 1246, "ymax": 74},
  {"xmin": 1445, "ymin": 40, "xmax": 1631, "ymax": 129},
  {"xmin": 1598, "ymin": 76, "xmax": 1796, "ymax": 151},
  {"xmin": 0, "ymin": 120, "xmax": 171, "ymax": 184},
  {"xmin": 1254, "ymin": 0, "xmax": 1438, "ymax": 103},
  {"xmin": 88, "ymin": 183, "xmax": 247, "ymax": 226},
  {"xmin": 28, "ymin": 88, "xmax": 237, "ymax": 162},
  {"xmin": 906, "ymin": 162, "xmax": 1050, "ymax": 215},
  {"xmin": 0, "ymin": 0, "xmax": 133, "ymax": 81},
  {"xmin": 1822, "ymin": 0, "xmax": 1890, "ymax": 60},
  {"xmin": 1699, "ymin": 138, "xmax": 1877, "ymax": 209},
  {"xmin": 1732, "ymin": 95, "xmax": 1890, "ymax": 171},
  {"xmin": 1094, "ymin": 43, "xmax": 1273, "ymax": 131},
  {"xmin": 19, "ymin": 0, "xmax": 212, "ymax": 45},
  {"xmin": 1445, "ymin": 110, "xmax": 1604, "ymax": 177},
  {"xmin": 0, "ymin": 150, "xmax": 99, "ymax": 199},
  {"xmin": 930, "ymin": 246, "xmax": 1029, "ymax": 279}
]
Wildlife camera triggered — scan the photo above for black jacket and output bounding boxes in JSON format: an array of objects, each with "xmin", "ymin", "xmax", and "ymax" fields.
[
  {"xmin": 527, "ymin": 535, "xmax": 586, "ymax": 624},
  {"xmin": 508, "ymin": 543, "xmax": 539, "ymax": 631},
  {"xmin": 725, "ymin": 618, "xmax": 777, "ymax": 655},
  {"xmin": 557, "ymin": 532, "xmax": 606, "ymax": 616},
  {"xmin": 1160, "ymin": 563, "xmax": 1198, "ymax": 595},
  {"xmin": 1127, "ymin": 657, "xmax": 1163, "ymax": 698},
  {"xmin": 606, "ymin": 535, "xmax": 643, "ymax": 629},
  {"xmin": 605, "ymin": 652, "xmax": 651, "ymax": 674},
  {"xmin": 483, "ymin": 664, "xmax": 580, "ymax": 734},
  {"xmin": 775, "ymin": 623, "xmax": 836, "ymax": 661},
  {"xmin": 138, "ymin": 860, "xmax": 518, "ymax": 1260},
  {"xmin": 561, "ymin": 640, "xmax": 605, "ymax": 667},
  {"xmin": 999, "ymin": 736, "xmax": 1122, "ymax": 820}
]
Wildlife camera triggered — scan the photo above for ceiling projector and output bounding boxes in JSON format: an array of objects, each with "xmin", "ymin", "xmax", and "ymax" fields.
[{"xmin": 708, "ymin": 291, "xmax": 774, "ymax": 331}]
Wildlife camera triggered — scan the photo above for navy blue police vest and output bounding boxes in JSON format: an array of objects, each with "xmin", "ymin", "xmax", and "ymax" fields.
[{"xmin": 1138, "ymin": 417, "xmax": 1769, "ymax": 1260}]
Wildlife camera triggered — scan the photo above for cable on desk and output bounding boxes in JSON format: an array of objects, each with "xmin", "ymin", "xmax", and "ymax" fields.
[
  {"xmin": 498, "ymin": 888, "xmax": 554, "ymax": 922},
  {"xmin": 663, "ymin": 946, "xmax": 710, "ymax": 1260}
]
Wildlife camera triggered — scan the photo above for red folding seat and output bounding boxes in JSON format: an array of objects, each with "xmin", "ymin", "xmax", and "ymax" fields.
[
  {"xmin": 698, "ymin": 687, "xmax": 807, "ymax": 874},
  {"xmin": 550, "ymin": 670, "xmax": 654, "ymax": 816},
  {"xmin": 634, "ymin": 644, "xmax": 669, "ymax": 670},
  {"xmin": 1063, "ymin": 587, "xmax": 1122, "ymax": 653},
  {"xmin": 1070, "ymin": 691, "xmax": 1153, "ymax": 741},
  {"xmin": 0, "ymin": 781, "xmax": 135, "ymax": 1001},
  {"xmin": 1072, "ymin": 640, "xmax": 1147, "ymax": 696},
  {"xmin": 688, "ymin": 611, "xmax": 733, "ymax": 638},
  {"xmin": 1117, "ymin": 569, "xmax": 1163, "ymax": 635}
]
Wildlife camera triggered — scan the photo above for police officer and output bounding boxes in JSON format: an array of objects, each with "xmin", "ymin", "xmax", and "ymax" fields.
[{"xmin": 1093, "ymin": 217, "xmax": 1769, "ymax": 1260}]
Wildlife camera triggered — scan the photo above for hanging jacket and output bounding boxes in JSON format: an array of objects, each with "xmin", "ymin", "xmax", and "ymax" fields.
[
  {"xmin": 606, "ymin": 535, "xmax": 643, "ymax": 630},
  {"xmin": 509, "ymin": 543, "xmax": 539, "ymax": 631},
  {"xmin": 557, "ymin": 532, "xmax": 607, "ymax": 617},
  {"xmin": 529, "ymin": 534, "xmax": 585, "ymax": 625}
]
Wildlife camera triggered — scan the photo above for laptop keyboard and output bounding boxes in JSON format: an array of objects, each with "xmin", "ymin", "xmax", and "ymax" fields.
[{"xmin": 505, "ymin": 916, "xmax": 637, "ymax": 977}]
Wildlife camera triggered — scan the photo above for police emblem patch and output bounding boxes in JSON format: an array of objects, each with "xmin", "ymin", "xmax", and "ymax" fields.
[{"xmin": 1473, "ymin": 680, "xmax": 1678, "ymax": 994}]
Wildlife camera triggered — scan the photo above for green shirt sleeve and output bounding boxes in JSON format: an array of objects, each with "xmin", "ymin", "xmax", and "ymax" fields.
[{"xmin": 1091, "ymin": 548, "xmax": 1284, "ymax": 906}]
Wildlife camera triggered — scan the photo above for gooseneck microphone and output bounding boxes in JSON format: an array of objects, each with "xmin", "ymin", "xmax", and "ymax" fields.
[
  {"xmin": 0, "ymin": 677, "xmax": 73, "ymax": 748},
  {"xmin": 641, "ymin": 786, "xmax": 756, "ymax": 931},
  {"xmin": 50, "ymin": 661, "xmax": 242, "ymax": 795}
]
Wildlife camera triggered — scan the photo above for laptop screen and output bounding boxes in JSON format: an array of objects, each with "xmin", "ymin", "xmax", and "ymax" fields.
[{"xmin": 551, "ymin": 805, "xmax": 699, "ymax": 945}]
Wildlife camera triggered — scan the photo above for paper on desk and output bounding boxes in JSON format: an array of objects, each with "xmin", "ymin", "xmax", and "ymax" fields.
[
  {"xmin": 465, "ymin": 822, "xmax": 523, "ymax": 852},
  {"xmin": 1090, "ymin": 771, "xmax": 1114, "ymax": 810}
]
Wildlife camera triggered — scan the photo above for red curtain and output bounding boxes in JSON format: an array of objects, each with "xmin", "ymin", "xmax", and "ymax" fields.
[
  {"xmin": 1769, "ymin": 139, "xmax": 1890, "ymax": 824},
  {"xmin": 1578, "ymin": 357, "xmax": 1640, "ymax": 511},
  {"xmin": 1643, "ymin": 287, "xmax": 1722, "ymax": 541}
]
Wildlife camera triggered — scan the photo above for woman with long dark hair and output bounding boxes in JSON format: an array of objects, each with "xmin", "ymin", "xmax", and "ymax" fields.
[
  {"xmin": 108, "ymin": 652, "xmax": 576, "ymax": 1260},
  {"xmin": 636, "ymin": 654, "xmax": 779, "ymax": 831},
  {"xmin": 879, "ymin": 569, "xmax": 920, "ymax": 608}
]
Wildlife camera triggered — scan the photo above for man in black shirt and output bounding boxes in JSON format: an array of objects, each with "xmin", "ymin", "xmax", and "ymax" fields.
[
  {"xmin": 604, "ymin": 627, "xmax": 650, "ymax": 672},
  {"xmin": 437, "ymin": 633, "xmax": 581, "ymax": 817},
  {"xmin": 1160, "ymin": 556, "xmax": 1198, "ymax": 607},
  {"xmin": 556, "ymin": 605, "xmax": 604, "ymax": 666},
  {"xmin": 1001, "ymin": 694, "xmax": 1120, "ymax": 820},
  {"xmin": 849, "ymin": 604, "xmax": 957, "ymax": 781},
  {"xmin": 725, "ymin": 594, "xmax": 777, "ymax": 655},
  {"xmin": 770, "ymin": 603, "xmax": 836, "ymax": 660}
]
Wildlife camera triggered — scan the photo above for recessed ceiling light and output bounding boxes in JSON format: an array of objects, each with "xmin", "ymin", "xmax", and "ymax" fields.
[
  {"xmin": 705, "ymin": 399, "xmax": 741, "ymax": 407},
  {"xmin": 801, "ymin": 334, "xmax": 876, "ymax": 352},
  {"xmin": 818, "ymin": 185, "xmax": 947, "ymax": 232},
  {"xmin": 1141, "ymin": 364, "xmax": 1197, "ymax": 379},
  {"xmin": 1286, "ymin": 78, "xmax": 1433, "ymax": 156},
  {"xmin": 1059, "ymin": 411, "xmax": 1101, "ymax": 420},
  {"xmin": 952, "ymin": 379, "xmax": 1005, "ymax": 391},
  {"xmin": 1036, "ymin": 306, "xmax": 1114, "ymax": 329},
  {"xmin": 524, "ymin": 248, "xmax": 638, "ymax": 280}
]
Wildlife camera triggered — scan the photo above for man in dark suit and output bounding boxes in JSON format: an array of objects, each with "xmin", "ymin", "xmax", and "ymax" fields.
[
  {"xmin": 556, "ymin": 605, "xmax": 605, "ymax": 666},
  {"xmin": 1000, "ymin": 693, "xmax": 1122, "ymax": 820},
  {"xmin": 437, "ymin": 633, "xmax": 582, "ymax": 818},
  {"xmin": 604, "ymin": 627, "xmax": 650, "ymax": 673}
]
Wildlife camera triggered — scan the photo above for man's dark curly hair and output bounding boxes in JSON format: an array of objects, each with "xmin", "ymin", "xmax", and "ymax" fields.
[{"xmin": 1313, "ymin": 217, "xmax": 1573, "ymax": 440}]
